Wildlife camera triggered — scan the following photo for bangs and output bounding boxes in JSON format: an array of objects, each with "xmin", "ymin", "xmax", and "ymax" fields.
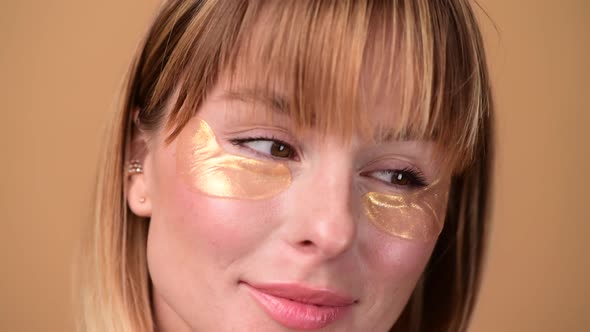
[{"xmin": 144, "ymin": 0, "xmax": 490, "ymax": 172}]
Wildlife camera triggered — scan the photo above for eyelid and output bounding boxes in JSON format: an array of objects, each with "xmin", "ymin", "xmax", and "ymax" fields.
[
  {"xmin": 359, "ymin": 163, "xmax": 429, "ymax": 193},
  {"xmin": 362, "ymin": 157, "xmax": 431, "ymax": 179},
  {"xmin": 229, "ymin": 136, "xmax": 300, "ymax": 161},
  {"xmin": 372, "ymin": 168, "xmax": 427, "ymax": 185}
]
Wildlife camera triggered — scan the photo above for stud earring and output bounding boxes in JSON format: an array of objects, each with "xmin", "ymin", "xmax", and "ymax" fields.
[
  {"xmin": 139, "ymin": 197, "xmax": 146, "ymax": 203},
  {"xmin": 128, "ymin": 160, "xmax": 143, "ymax": 175}
]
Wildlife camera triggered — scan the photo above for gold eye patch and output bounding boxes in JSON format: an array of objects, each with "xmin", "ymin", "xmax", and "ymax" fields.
[
  {"xmin": 177, "ymin": 118, "xmax": 447, "ymax": 241},
  {"xmin": 362, "ymin": 182, "xmax": 448, "ymax": 241},
  {"xmin": 176, "ymin": 119, "xmax": 292, "ymax": 200}
]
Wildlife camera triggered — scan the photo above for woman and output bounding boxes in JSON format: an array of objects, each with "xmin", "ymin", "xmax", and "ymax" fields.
[{"xmin": 78, "ymin": 0, "xmax": 493, "ymax": 331}]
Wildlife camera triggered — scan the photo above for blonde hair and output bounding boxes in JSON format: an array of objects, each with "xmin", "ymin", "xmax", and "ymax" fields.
[{"xmin": 77, "ymin": 1, "xmax": 494, "ymax": 331}]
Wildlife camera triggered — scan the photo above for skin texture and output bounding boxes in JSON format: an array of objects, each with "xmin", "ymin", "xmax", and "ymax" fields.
[{"xmin": 127, "ymin": 83, "xmax": 452, "ymax": 332}]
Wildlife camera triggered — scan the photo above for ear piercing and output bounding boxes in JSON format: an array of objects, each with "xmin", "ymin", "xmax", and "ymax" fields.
[
  {"xmin": 128, "ymin": 160, "xmax": 143, "ymax": 175},
  {"xmin": 128, "ymin": 161, "xmax": 146, "ymax": 204}
]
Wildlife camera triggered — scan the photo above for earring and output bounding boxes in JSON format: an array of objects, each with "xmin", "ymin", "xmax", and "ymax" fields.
[
  {"xmin": 139, "ymin": 197, "xmax": 146, "ymax": 203},
  {"xmin": 128, "ymin": 160, "xmax": 143, "ymax": 175}
]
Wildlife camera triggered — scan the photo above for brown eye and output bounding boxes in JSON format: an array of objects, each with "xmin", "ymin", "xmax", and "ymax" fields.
[
  {"xmin": 233, "ymin": 138, "xmax": 297, "ymax": 160},
  {"xmin": 270, "ymin": 142, "xmax": 293, "ymax": 158},
  {"xmin": 365, "ymin": 169, "xmax": 428, "ymax": 189},
  {"xmin": 390, "ymin": 171, "xmax": 410, "ymax": 186}
]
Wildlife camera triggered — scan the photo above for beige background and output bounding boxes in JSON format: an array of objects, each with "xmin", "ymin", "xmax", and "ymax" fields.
[{"xmin": 1, "ymin": 1, "xmax": 588, "ymax": 331}]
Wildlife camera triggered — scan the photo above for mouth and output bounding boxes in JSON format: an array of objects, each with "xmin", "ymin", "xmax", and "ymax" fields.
[{"xmin": 240, "ymin": 281, "xmax": 356, "ymax": 330}]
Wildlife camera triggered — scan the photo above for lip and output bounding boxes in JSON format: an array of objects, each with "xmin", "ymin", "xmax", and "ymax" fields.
[{"xmin": 241, "ymin": 282, "xmax": 355, "ymax": 330}]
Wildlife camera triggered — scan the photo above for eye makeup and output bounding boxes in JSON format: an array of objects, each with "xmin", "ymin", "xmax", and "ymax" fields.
[
  {"xmin": 176, "ymin": 119, "xmax": 292, "ymax": 200},
  {"xmin": 362, "ymin": 181, "xmax": 449, "ymax": 241}
]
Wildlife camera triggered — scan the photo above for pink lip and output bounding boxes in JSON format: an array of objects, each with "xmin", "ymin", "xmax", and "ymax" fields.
[{"xmin": 241, "ymin": 282, "xmax": 355, "ymax": 330}]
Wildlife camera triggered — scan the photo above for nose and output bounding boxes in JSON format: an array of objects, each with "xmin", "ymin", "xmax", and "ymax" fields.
[{"xmin": 282, "ymin": 158, "xmax": 357, "ymax": 260}]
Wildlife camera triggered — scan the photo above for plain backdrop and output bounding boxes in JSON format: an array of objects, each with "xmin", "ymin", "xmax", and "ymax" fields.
[{"xmin": 1, "ymin": 1, "xmax": 588, "ymax": 331}]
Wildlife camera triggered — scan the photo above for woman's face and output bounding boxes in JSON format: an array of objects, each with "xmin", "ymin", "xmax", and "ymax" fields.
[{"xmin": 129, "ymin": 82, "xmax": 451, "ymax": 332}]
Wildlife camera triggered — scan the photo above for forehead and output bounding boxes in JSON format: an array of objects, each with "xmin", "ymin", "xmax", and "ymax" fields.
[
  {"xmin": 165, "ymin": 0, "xmax": 478, "ymax": 171},
  {"xmin": 217, "ymin": 1, "xmax": 435, "ymax": 144}
]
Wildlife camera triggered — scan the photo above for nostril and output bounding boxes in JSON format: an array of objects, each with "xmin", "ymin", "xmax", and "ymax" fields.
[{"xmin": 300, "ymin": 240, "xmax": 313, "ymax": 246}]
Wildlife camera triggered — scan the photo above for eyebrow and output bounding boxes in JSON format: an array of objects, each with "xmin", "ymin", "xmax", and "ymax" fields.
[{"xmin": 221, "ymin": 89, "xmax": 290, "ymax": 115}]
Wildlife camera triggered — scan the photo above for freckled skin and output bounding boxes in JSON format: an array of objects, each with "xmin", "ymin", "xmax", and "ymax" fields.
[{"xmin": 136, "ymin": 84, "xmax": 452, "ymax": 332}]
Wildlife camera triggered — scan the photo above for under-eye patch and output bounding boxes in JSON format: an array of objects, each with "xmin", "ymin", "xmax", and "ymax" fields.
[
  {"xmin": 362, "ymin": 182, "xmax": 448, "ymax": 241},
  {"xmin": 176, "ymin": 119, "xmax": 292, "ymax": 200}
]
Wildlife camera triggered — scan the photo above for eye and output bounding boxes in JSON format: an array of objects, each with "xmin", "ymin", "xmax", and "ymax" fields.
[
  {"xmin": 366, "ymin": 168, "xmax": 428, "ymax": 188},
  {"xmin": 230, "ymin": 137, "xmax": 297, "ymax": 160}
]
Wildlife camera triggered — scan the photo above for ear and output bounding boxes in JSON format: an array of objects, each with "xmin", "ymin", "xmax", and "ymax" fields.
[{"xmin": 127, "ymin": 110, "xmax": 153, "ymax": 218}]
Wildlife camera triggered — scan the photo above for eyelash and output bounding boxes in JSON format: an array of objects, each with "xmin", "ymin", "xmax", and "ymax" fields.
[
  {"xmin": 229, "ymin": 136, "xmax": 428, "ymax": 189},
  {"xmin": 229, "ymin": 136, "xmax": 299, "ymax": 161},
  {"xmin": 366, "ymin": 167, "xmax": 429, "ymax": 189}
]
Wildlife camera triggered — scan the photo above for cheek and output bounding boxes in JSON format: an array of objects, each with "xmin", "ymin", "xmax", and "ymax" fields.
[
  {"xmin": 358, "ymin": 183, "xmax": 449, "ymax": 300},
  {"xmin": 145, "ymin": 142, "xmax": 281, "ymax": 310},
  {"xmin": 360, "ymin": 225, "xmax": 438, "ymax": 314},
  {"xmin": 148, "ymin": 164, "xmax": 277, "ymax": 273},
  {"xmin": 360, "ymin": 188, "xmax": 448, "ymax": 291},
  {"xmin": 365, "ymin": 230, "xmax": 436, "ymax": 285}
]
